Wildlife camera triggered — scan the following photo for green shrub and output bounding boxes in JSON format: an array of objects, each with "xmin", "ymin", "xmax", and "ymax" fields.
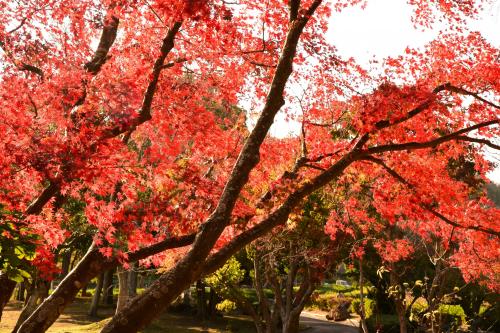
[
  {"xmin": 308, "ymin": 292, "xmax": 357, "ymax": 313},
  {"xmin": 439, "ymin": 304, "xmax": 466, "ymax": 322},
  {"xmin": 350, "ymin": 298, "xmax": 375, "ymax": 319},
  {"xmin": 308, "ymin": 292, "xmax": 334, "ymax": 311},
  {"xmin": 438, "ymin": 304, "xmax": 466, "ymax": 331},
  {"xmin": 366, "ymin": 314, "xmax": 400, "ymax": 333},
  {"xmin": 409, "ymin": 297, "xmax": 428, "ymax": 323},
  {"xmin": 216, "ymin": 299, "xmax": 237, "ymax": 314}
]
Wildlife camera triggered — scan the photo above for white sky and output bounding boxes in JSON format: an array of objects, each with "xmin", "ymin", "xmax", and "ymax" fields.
[{"xmin": 270, "ymin": 0, "xmax": 500, "ymax": 182}]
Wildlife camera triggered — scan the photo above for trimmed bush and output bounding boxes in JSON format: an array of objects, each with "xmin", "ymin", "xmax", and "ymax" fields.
[
  {"xmin": 350, "ymin": 298, "xmax": 375, "ymax": 319},
  {"xmin": 216, "ymin": 299, "xmax": 237, "ymax": 314}
]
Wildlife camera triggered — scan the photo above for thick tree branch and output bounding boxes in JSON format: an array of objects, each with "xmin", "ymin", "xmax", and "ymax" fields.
[
  {"xmin": 100, "ymin": 4, "xmax": 328, "ymax": 332},
  {"xmin": 126, "ymin": 233, "xmax": 195, "ymax": 262},
  {"xmin": 442, "ymin": 84, "xmax": 500, "ymax": 110},
  {"xmin": 15, "ymin": 233, "xmax": 195, "ymax": 333},
  {"xmin": 104, "ymin": 21, "xmax": 182, "ymax": 139},
  {"xmin": 201, "ymin": 152, "xmax": 358, "ymax": 276},
  {"xmin": 84, "ymin": 16, "xmax": 120, "ymax": 74},
  {"xmin": 455, "ymin": 136, "xmax": 500, "ymax": 150},
  {"xmin": 425, "ymin": 208, "xmax": 500, "ymax": 238},
  {"xmin": 289, "ymin": 0, "xmax": 301, "ymax": 22},
  {"xmin": 26, "ymin": 21, "xmax": 182, "ymax": 216},
  {"xmin": 0, "ymin": 40, "xmax": 44, "ymax": 80},
  {"xmin": 187, "ymin": 0, "xmax": 325, "ymax": 274},
  {"xmin": 373, "ymin": 84, "xmax": 449, "ymax": 131},
  {"xmin": 364, "ymin": 156, "xmax": 500, "ymax": 237},
  {"xmin": 373, "ymin": 82, "xmax": 499, "ymax": 133},
  {"xmin": 20, "ymin": 63, "xmax": 44, "ymax": 80},
  {"xmin": 25, "ymin": 182, "xmax": 60, "ymax": 215},
  {"xmin": 138, "ymin": 21, "xmax": 183, "ymax": 123},
  {"xmin": 364, "ymin": 119, "xmax": 499, "ymax": 155},
  {"xmin": 24, "ymin": 14, "xmax": 122, "ymax": 215}
]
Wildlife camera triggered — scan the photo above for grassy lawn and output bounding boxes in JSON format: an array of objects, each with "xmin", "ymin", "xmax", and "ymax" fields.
[{"xmin": 0, "ymin": 298, "xmax": 255, "ymax": 333}]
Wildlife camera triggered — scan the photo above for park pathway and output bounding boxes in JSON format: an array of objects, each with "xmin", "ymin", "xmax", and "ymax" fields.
[{"xmin": 300, "ymin": 310, "xmax": 359, "ymax": 333}]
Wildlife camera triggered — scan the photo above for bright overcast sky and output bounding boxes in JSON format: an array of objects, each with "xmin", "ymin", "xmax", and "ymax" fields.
[
  {"xmin": 327, "ymin": 0, "xmax": 500, "ymax": 63},
  {"xmin": 270, "ymin": 0, "xmax": 500, "ymax": 182}
]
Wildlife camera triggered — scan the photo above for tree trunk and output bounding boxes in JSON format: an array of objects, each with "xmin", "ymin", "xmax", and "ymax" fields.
[
  {"xmin": 230, "ymin": 286, "xmax": 266, "ymax": 333},
  {"xmin": 253, "ymin": 256, "xmax": 273, "ymax": 333},
  {"xmin": 207, "ymin": 287, "xmax": 218, "ymax": 318},
  {"xmin": 13, "ymin": 280, "xmax": 49, "ymax": 333},
  {"xmin": 280, "ymin": 264, "xmax": 315, "ymax": 333},
  {"xmin": 102, "ymin": 268, "xmax": 115, "ymax": 306},
  {"xmin": 88, "ymin": 273, "xmax": 104, "ymax": 317},
  {"xmin": 359, "ymin": 260, "xmax": 369, "ymax": 333},
  {"xmin": 267, "ymin": 306, "xmax": 280, "ymax": 333},
  {"xmin": 116, "ymin": 267, "xmax": 130, "ymax": 313},
  {"xmin": 98, "ymin": 10, "xmax": 328, "ymax": 332},
  {"xmin": 14, "ymin": 234, "xmax": 195, "ymax": 333},
  {"xmin": 17, "ymin": 283, "xmax": 26, "ymax": 302},
  {"xmin": 394, "ymin": 294, "xmax": 407, "ymax": 333},
  {"xmin": 60, "ymin": 250, "xmax": 72, "ymax": 278},
  {"xmin": 282, "ymin": 313, "xmax": 300, "ymax": 333},
  {"xmin": 0, "ymin": 272, "xmax": 16, "ymax": 321},
  {"xmin": 426, "ymin": 260, "xmax": 446, "ymax": 333},
  {"xmin": 127, "ymin": 263, "xmax": 138, "ymax": 297},
  {"xmin": 196, "ymin": 280, "xmax": 207, "ymax": 321},
  {"xmin": 389, "ymin": 270, "xmax": 407, "ymax": 333},
  {"xmin": 81, "ymin": 284, "xmax": 89, "ymax": 297},
  {"xmin": 182, "ymin": 287, "xmax": 192, "ymax": 307},
  {"xmin": 14, "ymin": 245, "xmax": 112, "ymax": 333}
]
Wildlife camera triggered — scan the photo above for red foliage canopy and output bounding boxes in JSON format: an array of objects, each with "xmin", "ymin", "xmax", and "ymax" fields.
[{"xmin": 0, "ymin": 0, "xmax": 498, "ymax": 290}]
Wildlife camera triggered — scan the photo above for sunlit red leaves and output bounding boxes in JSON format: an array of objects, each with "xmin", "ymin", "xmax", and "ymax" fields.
[
  {"xmin": 0, "ymin": 0, "xmax": 498, "ymax": 287},
  {"xmin": 33, "ymin": 246, "xmax": 61, "ymax": 280}
]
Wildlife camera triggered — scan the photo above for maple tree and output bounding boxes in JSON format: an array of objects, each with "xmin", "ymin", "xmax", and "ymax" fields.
[{"xmin": 0, "ymin": 0, "xmax": 499, "ymax": 332}]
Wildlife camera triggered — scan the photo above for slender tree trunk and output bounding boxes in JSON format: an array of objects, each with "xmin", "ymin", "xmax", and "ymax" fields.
[
  {"xmin": 127, "ymin": 263, "xmax": 138, "ymax": 297},
  {"xmin": 207, "ymin": 287, "xmax": 218, "ymax": 318},
  {"xmin": 359, "ymin": 260, "xmax": 369, "ymax": 333},
  {"xmin": 389, "ymin": 270, "xmax": 407, "ymax": 333},
  {"xmin": 280, "ymin": 264, "xmax": 315, "ymax": 333},
  {"xmin": 232, "ymin": 289, "xmax": 266, "ymax": 333},
  {"xmin": 253, "ymin": 256, "xmax": 273, "ymax": 333},
  {"xmin": 88, "ymin": 273, "xmax": 105, "ymax": 317},
  {"xmin": 267, "ymin": 305, "xmax": 280, "ymax": 333},
  {"xmin": 0, "ymin": 272, "xmax": 16, "ymax": 321},
  {"xmin": 17, "ymin": 283, "xmax": 26, "ymax": 302},
  {"xmin": 13, "ymin": 280, "xmax": 49, "ymax": 333},
  {"xmin": 102, "ymin": 268, "xmax": 115, "ymax": 306},
  {"xmin": 182, "ymin": 287, "xmax": 192, "ymax": 307},
  {"xmin": 426, "ymin": 261, "xmax": 445, "ymax": 333},
  {"xmin": 116, "ymin": 268, "xmax": 130, "ymax": 313},
  {"xmin": 69, "ymin": 252, "xmax": 80, "ymax": 271},
  {"xmin": 60, "ymin": 250, "xmax": 72, "ymax": 278},
  {"xmin": 196, "ymin": 280, "xmax": 207, "ymax": 321},
  {"xmin": 282, "ymin": 312, "xmax": 300, "ymax": 333},
  {"xmin": 81, "ymin": 284, "xmax": 89, "ymax": 297}
]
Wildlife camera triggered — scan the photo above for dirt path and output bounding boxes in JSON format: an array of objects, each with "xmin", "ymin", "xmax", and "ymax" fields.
[{"xmin": 300, "ymin": 311, "xmax": 359, "ymax": 333}]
